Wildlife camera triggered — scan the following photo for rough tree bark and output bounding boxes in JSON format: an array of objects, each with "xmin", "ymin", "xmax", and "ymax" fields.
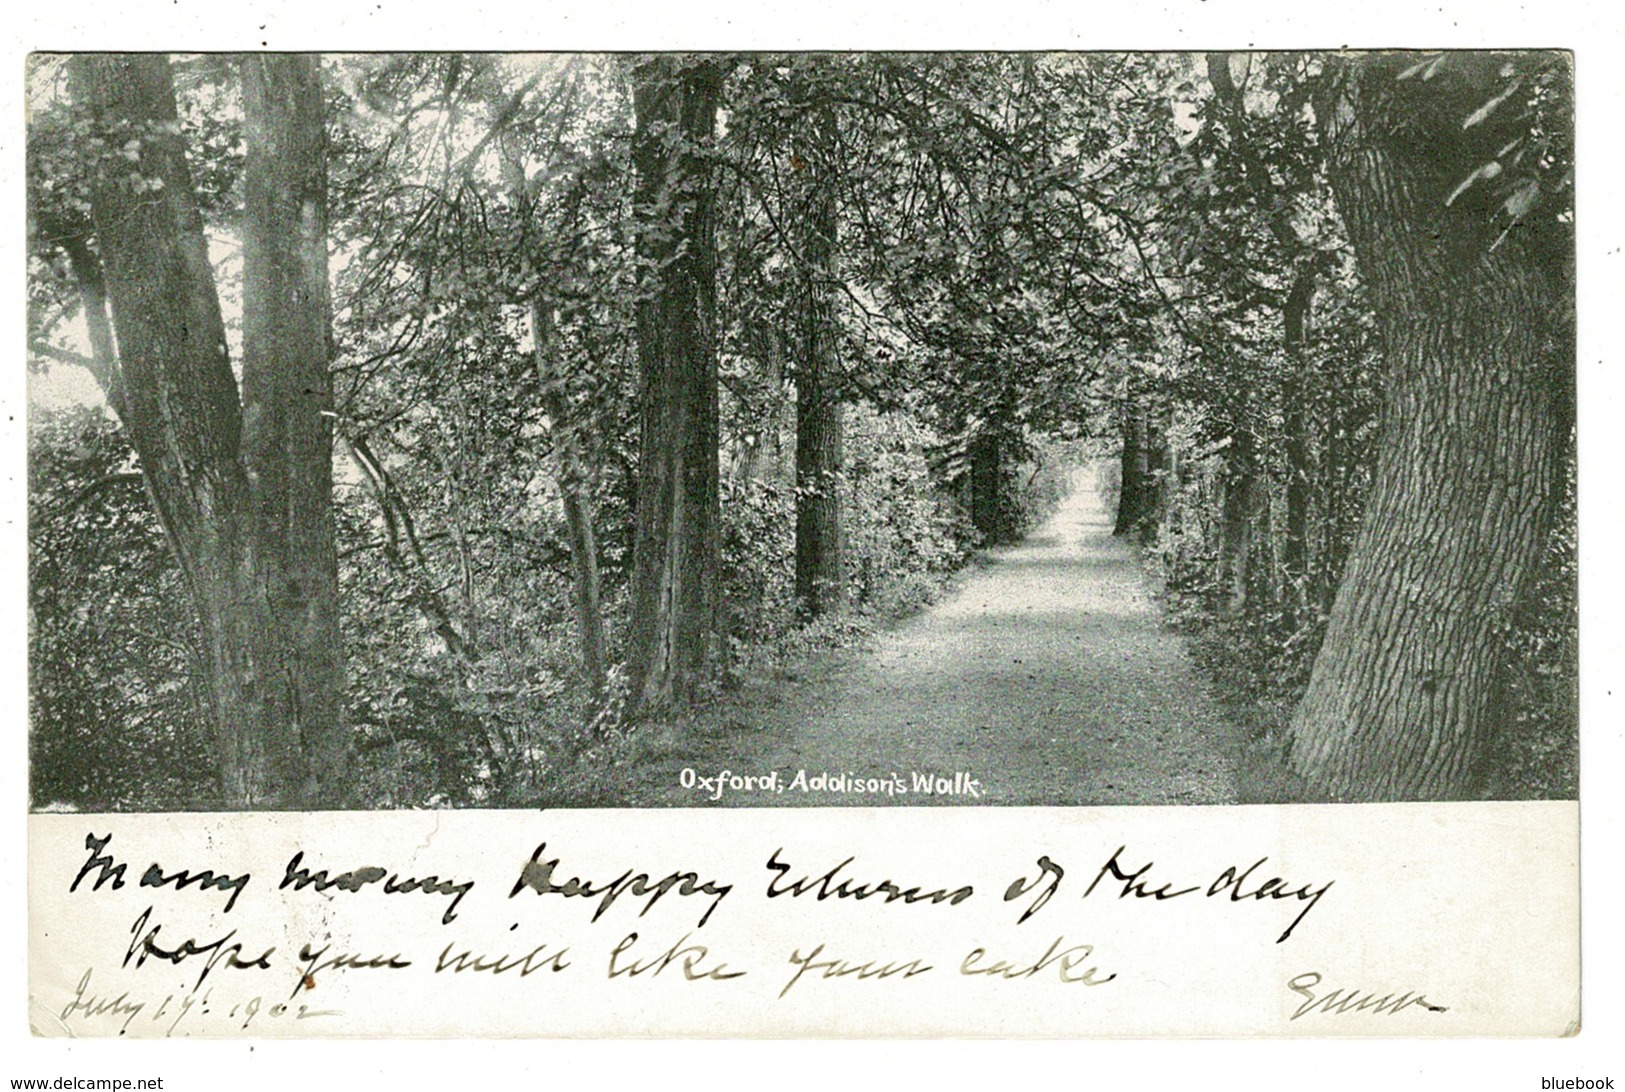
[
  {"xmin": 241, "ymin": 53, "xmax": 350, "ymax": 790},
  {"xmin": 1112, "ymin": 402, "xmax": 1154, "ymax": 538},
  {"xmin": 626, "ymin": 56, "xmax": 724, "ymax": 710},
  {"xmin": 1280, "ymin": 264, "xmax": 1318, "ymax": 582},
  {"xmin": 968, "ymin": 429, "xmax": 1006, "ymax": 542},
  {"xmin": 528, "ymin": 301, "xmax": 607, "ymax": 697},
  {"xmin": 1216, "ymin": 428, "xmax": 1264, "ymax": 614},
  {"xmin": 729, "ymin": 325, "xmax": 793, "ymax": 487},
  {"xmin": 73, "ymin": 54, "xmax": 347, "ymax": 806},
  {"xmin": 794, "ymin": 104, "xmax": 846, "ymax": 619},
  {"xmin": 1288, "ymin": 52, "xmax": 1572, "ymax": 800}
]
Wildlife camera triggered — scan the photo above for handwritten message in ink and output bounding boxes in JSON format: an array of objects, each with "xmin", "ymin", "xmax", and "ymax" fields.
[{"xmin": 27, "ymin": 805, "xmax": 1576, "ymax": 1037}]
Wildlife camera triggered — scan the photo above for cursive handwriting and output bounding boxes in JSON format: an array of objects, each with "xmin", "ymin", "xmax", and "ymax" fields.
[
  {"xmin": 290, "ymin": 942, "xmax": 411, "ymax": 1000},
  {"xmin": 961, "ymin": 937, "xmax": 1116, "ymax": 985},
  {"xmin": 608, "ymin": 932, "xmax": 745, "ymax": 980},
  {"xmin": 1005, "ymin": 856, "xmax": 1065, "ymax": 924},
  {"xmin": 1209, "ymin": 858, "xmax": 1334, "ymax": 944},
  {"xmin": 280, "ymin": 851, "xmax": 474, "ymax": 925},
  {"xmin": 510, "ymin": 842, "xmax": 732, "ymax": 928},
  {"xmin": 779, "ymin": 942, "xmax": 933, "ymax": 999},
  {"xmin": 1287, "ymin": 971, "xmax": 1447, "ymax": 1020},
  {"xmin": 1084, "ymin": 846, "xmax": 1200, "ymax": 901},
  {"xmin": 61, "ymin": 969, "xmax": 341, "ymax": 1035},
  {"xmin": 436, "ymin": 940, "xmax": 571, "ymax": 977},
  {"xmin": 123, "ymin": 907, "xmax": 275, "ymax": 991},
  {"xmin": 765, "ymin": 848, "xmax": 974, "ymax": 907},
  {"xmin": 72, "ymin": 833, "xmax": 249, "ymax": 913},
  {"xmin": 1084, "ymin": 846, "xmax": 1333, "ymax": 943},
  {"xmin": 60, "ymin": 967, "xmax": 145, "ymax": 1033}
]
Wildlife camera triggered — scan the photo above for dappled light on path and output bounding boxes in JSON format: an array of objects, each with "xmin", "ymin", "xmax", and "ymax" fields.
[{"xmin": 644, "ymin": 464, "xmax": 1239, "ymax": 807}]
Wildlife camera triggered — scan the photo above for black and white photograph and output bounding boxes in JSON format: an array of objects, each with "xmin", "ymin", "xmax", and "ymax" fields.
[
  {"xmin": 8, "ymin": 0, "xmax": 1621, "ymax": 1079},
  {"xmin": 25, "ymin": 50, "xmax": 1577, "ymax": 812}
]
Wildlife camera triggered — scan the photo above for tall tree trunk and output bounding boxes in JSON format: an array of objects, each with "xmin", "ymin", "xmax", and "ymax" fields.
[
  {"xmin": 626, "ymin": 57, "xmax": 723, "ymax": 710},
  {"xmin": 729, "ymin": 324, "xmax": 795, "ymax": 487},
  {"xmin": 794, "ymin": 107, "xmax": 846, "ymax": 619},
  {"xmin": 1113, "ymin": 401, "xmax": 1148, "ymax": 537},
  {"xmin": 560, "ymin": 488, "xmax": 606, "ymax": 694},
  {"xmin": 1281, "ymin": 264, "xmax": 1317, "ymax": 585},
  {"xmin": 1217, "ymin": 428, "xmax": 1261, "ymax": 615},
  {"xmin": 241, "ymin": 54, "xmax": 350, "ymax": 793},
  {"xmin": 1207, "ymin": 51, "xmax": 1325, "ymax": 617},
  {"xmin": 969, "ymin": 429, "xmax": 1005, "ymax": 542},
  {"xmin": 498, "ymin": 148, "xmax": 608, "ymax": 699},
  {"xmin": 72, "ymin": 54, "xmax": 311, "ymax": 806},
  {"xmin": 1137, "ymin": 412, "xmax": 1157, "ymax": 530},
  {"xmin": 1288, "ymin": 53, "xmax": 1571, "ymax": 800},
  {"xmin": 57, "ymin": 236, "xmax": 125, "ymax": 416},
  {"xmin": 528, "ymin": 301, "xmax": 607, "ymax": 697}
]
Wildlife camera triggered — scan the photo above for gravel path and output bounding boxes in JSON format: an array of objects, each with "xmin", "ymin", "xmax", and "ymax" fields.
[{"xmin": 635, "ymin": 464, "xmax": 1239, "ymax": 807}]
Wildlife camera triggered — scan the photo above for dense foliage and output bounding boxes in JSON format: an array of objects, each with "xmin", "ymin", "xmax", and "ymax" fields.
[
  {"xmin": 1101, "ymin": 53, "xmax": 1576, "ymax": 799},
  {"xmin": 27, "ymin": 51, "xmax": 1576, "ymax": 808},
  {"xmin": 28, "ymin": 408, "xmax": 217, "ymax": 809}
]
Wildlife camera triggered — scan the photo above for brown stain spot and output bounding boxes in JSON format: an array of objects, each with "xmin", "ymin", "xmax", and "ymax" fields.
[{"xmin": 302, "ymin": 974, "xmax": 317, "ymax": 991}]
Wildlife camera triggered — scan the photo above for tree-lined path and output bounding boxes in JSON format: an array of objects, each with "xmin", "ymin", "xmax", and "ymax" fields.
[
  {"xmin": 29, "ymin": 52, "xmax": 1573, "ymax": 809},
  {"xmin": 640, "ymin": 464, "xmax": 1238, "ymax": 806}
]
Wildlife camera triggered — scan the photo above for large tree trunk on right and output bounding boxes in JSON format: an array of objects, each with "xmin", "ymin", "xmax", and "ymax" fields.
[
  {"xmin": 626, "ymin": 57, "xmax": 723, "ymax": 710},
  {"xmin": 1288, "ymin": 53, "xmax": 1571, "ymax": 800}
]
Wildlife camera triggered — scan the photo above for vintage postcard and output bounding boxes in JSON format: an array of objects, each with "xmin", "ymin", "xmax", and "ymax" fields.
[{"xmin": 8, "ymin": 0, "xmax": 1619, "ymax": 1084}]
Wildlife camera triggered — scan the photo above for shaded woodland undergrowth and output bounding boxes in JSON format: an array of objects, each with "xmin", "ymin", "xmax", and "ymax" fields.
[
  {"xmin": 1098, "ymin": 459, "xmax": 1578, "ymax": 802},
  {"xmin": 30, "ymin": 399, "xmax": 1077, "ymax": 810},
  {"xmin": 29, "ymin": 52, "xmax": 1576, "ymax": 809}
]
